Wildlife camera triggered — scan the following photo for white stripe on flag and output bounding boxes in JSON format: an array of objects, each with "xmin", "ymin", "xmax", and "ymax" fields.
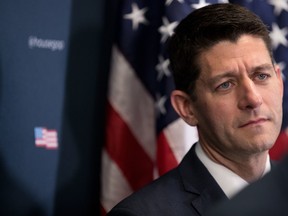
[
  {"xmin": 109, "ymin": 46, "xmax": 156, "ymax": 160},
  {"xmin": 164, "ymin": 119, "xmax": 198, "ymax": 163},
  {"xmin": 101, "ymin": 150, "xmax": 133, "ymax": 212}
]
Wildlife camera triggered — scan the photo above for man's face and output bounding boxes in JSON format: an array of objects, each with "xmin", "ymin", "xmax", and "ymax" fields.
[{"xmin": 193, "ymin": 34, "xmax": 283, "ymax": 157}]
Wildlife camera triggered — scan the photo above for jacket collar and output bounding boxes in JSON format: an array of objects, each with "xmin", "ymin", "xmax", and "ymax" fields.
[{"xmin": 178, "ymin": 143, "xmax": 227, "ymax": 215}]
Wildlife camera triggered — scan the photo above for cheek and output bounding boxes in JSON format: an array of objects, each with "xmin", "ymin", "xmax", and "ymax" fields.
[
  {"xmin": 198, "ymin": 101, "xmax": 231, "ymax": 127},
  {"xmin": 270, "ymin": 95, "xmax": 283, "ymax": 122},
  {"xmin": 264, "ymin": 86, "xmax": 283, "ymax": 113},
  {"xmin": 206, "ymin": 100, "xmax": 234, "ymax": 118}
]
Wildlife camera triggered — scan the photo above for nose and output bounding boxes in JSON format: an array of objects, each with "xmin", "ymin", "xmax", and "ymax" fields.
[{"xmin": 238, "ymin": 78, "xmax": 263, "ymax": 110}]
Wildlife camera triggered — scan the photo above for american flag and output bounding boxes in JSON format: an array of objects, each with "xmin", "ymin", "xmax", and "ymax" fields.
[
  {"xmin": 100, "ymin": 0, "xmax": 288, "ymax": 214},
  {"xmin": 34, "ymin": 127, "xmax": 58, "ymax": 149}
]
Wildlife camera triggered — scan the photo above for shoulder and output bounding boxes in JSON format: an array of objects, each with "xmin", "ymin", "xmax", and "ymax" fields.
[
  {"xmin": 108, "ymin": 168, "xmax": 184, "ymax": 216},
  {"xmin": 107, "ymin": 143, "xmax": 221, "ymax": 216}
]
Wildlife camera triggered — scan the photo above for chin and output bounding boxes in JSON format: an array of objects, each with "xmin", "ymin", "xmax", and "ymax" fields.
[
  {"xmin": 242, "ymin": 138, "xmax": 274, "ymax": 154},
  {"xmin": 254, "ymin": 140, "xmax": 275, "ymax": 153}
]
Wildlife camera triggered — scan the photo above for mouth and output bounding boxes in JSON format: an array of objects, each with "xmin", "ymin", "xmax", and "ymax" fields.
[{"xmin": 239, "ymin": 118, "xmax": 268, "ymax": 128}]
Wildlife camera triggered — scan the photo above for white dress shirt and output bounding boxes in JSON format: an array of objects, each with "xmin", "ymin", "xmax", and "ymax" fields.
[{"xmin": 195, "ymin": 142, "xmax": 271, "ymax": 198}]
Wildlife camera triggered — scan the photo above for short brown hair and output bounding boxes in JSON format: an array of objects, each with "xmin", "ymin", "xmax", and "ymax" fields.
[{"xmin": 168, "ymin": 3, "xmax": 272, "ymax": 100}]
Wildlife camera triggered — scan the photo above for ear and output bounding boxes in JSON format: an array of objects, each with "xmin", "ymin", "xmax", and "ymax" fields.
[
  {"xmin": 275, "ymin": 64, "xmax": 284, "ymax": 96},
  {"xmin": 170, "ymin": 90, "xmax": 198, "ymax": 126}
]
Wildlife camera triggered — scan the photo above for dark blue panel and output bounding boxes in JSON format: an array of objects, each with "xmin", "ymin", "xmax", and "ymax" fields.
[{"xmin": 0, "ymin": 0, "xmax": 71, "ymax": 215}]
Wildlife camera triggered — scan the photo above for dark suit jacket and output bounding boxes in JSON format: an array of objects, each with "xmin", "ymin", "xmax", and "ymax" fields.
[
  {"xmin": 205, "ymin": 155, "xmax": 288, "ymax": 216},
  {"xmin": 107, "ymin": 143, "xmax": 227, "ymax": 216}
]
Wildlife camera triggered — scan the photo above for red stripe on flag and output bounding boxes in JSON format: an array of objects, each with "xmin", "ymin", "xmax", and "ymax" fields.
[
  {"xmin": 269, "ymin": 130, "xmax": 288, "ymax": 160},
  {"xmin": 157, "ymin": 131, "xmax": 178, "ymax": 176},
  {"xmin": 100, "ymin": 203, "xmax": 107, "ymax": 216},
  {"xmin": 105, "ymin": 102, "xmax": 154, "ymax": 190}
]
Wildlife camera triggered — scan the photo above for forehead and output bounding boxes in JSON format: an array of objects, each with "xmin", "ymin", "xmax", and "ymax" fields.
[{"xmin": 198, "ymin": 35, "xmax": 271, "ymax": 77}]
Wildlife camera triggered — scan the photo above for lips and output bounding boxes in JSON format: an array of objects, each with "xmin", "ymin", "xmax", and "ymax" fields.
[{"xmin": 239, "ymin": 118, "xmax": 268, "ymax": 128}]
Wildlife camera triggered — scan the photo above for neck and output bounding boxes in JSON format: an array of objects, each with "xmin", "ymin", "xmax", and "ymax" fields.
[{"xmin": 200, "ymin": 142, "xmax": 269, "ymax": 183}]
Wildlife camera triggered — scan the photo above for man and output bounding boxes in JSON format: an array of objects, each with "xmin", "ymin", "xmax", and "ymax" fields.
[
  {"xmin": 204, "ymin": 155, "xmax": 288, "ymax": 216},
  {"xmin": 107, "ymin": 3, "xmax": 283, "ymax": 216}
]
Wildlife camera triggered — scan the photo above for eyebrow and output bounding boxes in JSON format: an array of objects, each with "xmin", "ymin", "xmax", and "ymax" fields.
[
  {"xmin": 207, "ymin": 71, "xmax": 237, "ymax": 86},
  {"xmin": 207, "ymin": 63, "xmax": 274, "ymax": 85},
  {"xmin": 250, "ymin": 63, "xmax": 274, "ymax": 74}
]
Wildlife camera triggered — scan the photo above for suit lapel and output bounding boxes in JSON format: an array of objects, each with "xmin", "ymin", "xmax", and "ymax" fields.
[
  {"xmin": 189, "ymin": 183, "xmax": 227, "ymax": 215},
  {"xmin": 178, "ymin": 143, "xmax": 227, "ymax": 215}
]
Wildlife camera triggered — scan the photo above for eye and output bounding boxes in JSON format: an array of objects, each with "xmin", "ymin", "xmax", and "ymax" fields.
[
  {"xmin": 256, "ymin": 73, "xmax": 270, "ymax": 81},
  {"xmin": 254, "ymin": 73, "xmax": 271, "ymax": 82},
  {"xmin": 217, "ymin": 81, "xmax": 232, "ymax": 90}
]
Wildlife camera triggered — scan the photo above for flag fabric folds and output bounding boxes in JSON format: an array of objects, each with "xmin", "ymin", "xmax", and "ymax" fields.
[{"xmin": 101, "ymin": 0, "xmax": 288, "ymax": 214}]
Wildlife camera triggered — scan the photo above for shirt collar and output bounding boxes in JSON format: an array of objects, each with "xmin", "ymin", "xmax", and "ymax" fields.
[{"xmin": 195, "ymin": 142, "xmax": 271, "ymax": 199}]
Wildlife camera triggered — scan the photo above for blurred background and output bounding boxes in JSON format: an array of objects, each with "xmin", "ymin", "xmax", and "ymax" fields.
[{"xmin": 0, "ymin": 0, "xmax": 287, "ymax": 215}]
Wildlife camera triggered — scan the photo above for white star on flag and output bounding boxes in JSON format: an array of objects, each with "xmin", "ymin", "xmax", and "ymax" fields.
[
  {"xmin": 124, "ymin": 3, "xmax": 149, "ymax": 30},
  {"xmin": 156, "ymin": 55, "xmax": 171, "ymax": 81},
  {"xmin": 165, "ymin": 0, "xmax": 184, "ymax": 6},
  {"xmin": 158, "ymin": 17, "xmax": 179, "ymax": 43},
  {"xmin": 191, "ymin": 0, "xmax": 211, "ymax": 9},
  {"xmin": 269, "ymin": 22, "xmax": 288, "ymax": 50},
  {"xmin": 268, "ymin": 0, "xmax": 288, "ymax": 15},
  {"xmin": 277, "ymin": 61, "xmax": 287, "ymax": 81},
  {"xmin": 155, "ymin": 94, "xmax": 167, "ymax": 116}
]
